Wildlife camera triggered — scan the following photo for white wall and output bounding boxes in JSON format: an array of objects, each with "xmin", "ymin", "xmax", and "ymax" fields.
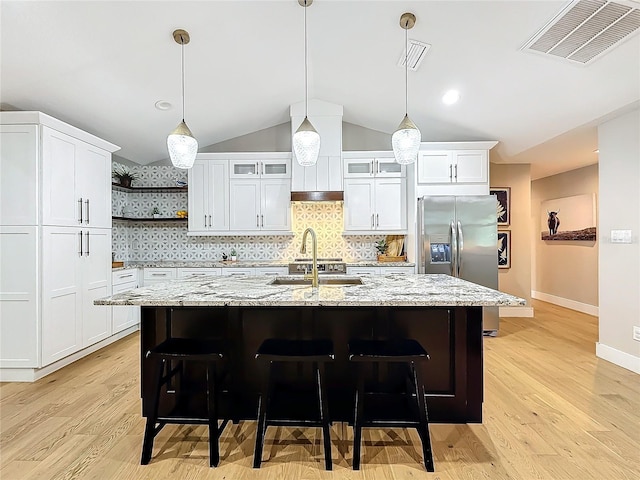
[{"xmin": 597, "ymin": 108, "xmax": 640, "ymax": 373}]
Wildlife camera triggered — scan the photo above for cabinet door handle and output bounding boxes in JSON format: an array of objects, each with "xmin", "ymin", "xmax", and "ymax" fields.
[
  {"xmin": 85, "ymin": 199, "xmax": 90, "ymax": 224},
  {"xmin": 85, "ymin": 231, "xmax": 90, "ymax": 256},
  {"xmin": 119, "ymin": 273, "xmax": 134, "ymax": 279},
  {"xmin": 261, "ymin": 214, "xmax": 264, "ymax": 227},
  {"xmin": 371, "ymin": 161, "xmax": 374, "ymax": 176},
  {"xmin": 78, "ymin": 231, "xmax": 83, "ymax": 256},
  {"xmin": 449, "ymin": 164, "xmax": 453, "ymax": 181},
  {"xmin": 255, "ymin": 162, "xmax": 259, "ymax": 175},
  {"xmin": 454, "ymin": 164, "xmax": 458, "ymax": 181},
  {"xmin": 256, "ymin": 215, "xmax": 259, "ymax": 227},
  {"xmin": 204, "ymin": 214, "xmax": 207, "ymax": 227},
  {"xmin": 371, "ymin": 214, "xmax": 374, "ymax": 228},
  {"xmin": 78, "ymin": 198, "xmax": 83, "ymax": 224},
  {"xmin": 376, "ymin": 213, "xmax": 379, "ymax": 227},
  {"xmin": 208, "ymin": 215, "xmax": 212, "ymax": 227},
  {"xmin": 151, "ymin": 273, "xmax": 167, "ymax": 276}
]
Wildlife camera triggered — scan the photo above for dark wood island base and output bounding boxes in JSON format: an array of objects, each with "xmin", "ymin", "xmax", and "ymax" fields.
[{"xmin": 140, "ymin": 304, "xmax": 484, "ymax": 424}]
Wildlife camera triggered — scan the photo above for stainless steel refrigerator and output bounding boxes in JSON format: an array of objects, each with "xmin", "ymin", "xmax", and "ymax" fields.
[{"xmin": 417, "ymin": 195, "xmax": 499, "ymax": 335}]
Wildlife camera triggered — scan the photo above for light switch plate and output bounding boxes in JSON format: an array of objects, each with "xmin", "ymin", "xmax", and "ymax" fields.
[{"xmin": 611, "ymin": 230, "xmax": 632, "ymax": 244}]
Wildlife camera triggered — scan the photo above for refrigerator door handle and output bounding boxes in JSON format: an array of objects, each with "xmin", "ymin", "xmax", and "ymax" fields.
[
  {"xmin": 457, "ymin": 221, "xmax": 464, "ymax": 277},
  {"xmin": 450, "ymin": 220, "xmax": 457, "ymax": 277}
]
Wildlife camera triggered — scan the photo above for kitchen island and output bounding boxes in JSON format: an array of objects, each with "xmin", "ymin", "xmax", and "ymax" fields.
[{"xmin": 96, "ymin": 274, "xmax": 525, "ymax": 423}]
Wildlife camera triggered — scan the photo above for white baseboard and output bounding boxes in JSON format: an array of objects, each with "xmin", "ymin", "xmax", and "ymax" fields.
[
  {"xmin": 0, "ymin": 325, "xmax": 139, "ymax": 382},
  {"xmin": 531, "ymin": 290, "xmax": 599, "ymax": 316},
  {"xmin": 596, "ymin": 342, "xmax": 640, "ymax": 374},
  {"xmin": 499, "ymin": 306, "xmax": 534, "ymax": 317}
]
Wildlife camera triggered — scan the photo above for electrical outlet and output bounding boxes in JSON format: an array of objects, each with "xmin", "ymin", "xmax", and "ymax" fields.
[{"xmin": 633, "ymin": 326, "xmax": 640, "ymax": 342}]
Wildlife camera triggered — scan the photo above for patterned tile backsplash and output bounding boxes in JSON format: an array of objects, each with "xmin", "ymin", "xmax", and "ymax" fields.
[{"xmin": 112, "ymin": 162, "xmax": 397, "ymax": 262}]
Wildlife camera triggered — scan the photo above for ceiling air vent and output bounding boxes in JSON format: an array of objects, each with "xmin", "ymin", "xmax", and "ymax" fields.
[
  {"xmin": 397, "ymin": 39, "xmax": 431, "ymax": 71},
  {"xmin": 522, "ymin": 0, "xmax": 640, "ymax": 64}
]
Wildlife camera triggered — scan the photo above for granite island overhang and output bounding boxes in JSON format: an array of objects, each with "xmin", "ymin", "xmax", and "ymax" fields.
[{"xmin": 96, "ymin": 274, "xmax": 525, "ymax": 423}]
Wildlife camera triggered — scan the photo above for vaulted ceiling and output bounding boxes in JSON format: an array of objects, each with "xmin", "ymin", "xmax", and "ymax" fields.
[{"xmin": 2, "ymin": 0, "xmax": 638, "ymax": 179}]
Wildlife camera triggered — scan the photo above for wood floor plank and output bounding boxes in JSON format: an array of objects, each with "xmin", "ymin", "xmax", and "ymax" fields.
[{"xmin": 1, "ymin": 300, "xmax": 639, "ymax": 479}]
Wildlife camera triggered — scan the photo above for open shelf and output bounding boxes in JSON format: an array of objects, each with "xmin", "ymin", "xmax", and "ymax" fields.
[
  {"xmin": 112, "ymin": 216, "xmax": 188, "ymax": 223},
  {"xmin": 112, "ymin": 183, "xmax": 188, "ymax": 193}
]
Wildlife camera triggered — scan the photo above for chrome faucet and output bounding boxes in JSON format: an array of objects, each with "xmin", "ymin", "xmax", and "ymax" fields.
[{"xmin": 300, "ymin": 227, "xmax": 319, "ymax": 288}]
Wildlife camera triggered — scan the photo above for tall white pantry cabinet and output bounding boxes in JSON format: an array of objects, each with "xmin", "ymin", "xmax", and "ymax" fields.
[{"xmin": 0, "ymin": 112, "xmax": 119, "ymax": 381}]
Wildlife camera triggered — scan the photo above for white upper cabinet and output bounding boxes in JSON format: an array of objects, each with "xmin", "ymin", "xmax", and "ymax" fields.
[
  {"xmin": 343, "ymin": 152, "xmax": 407, "ymax": 234},
  {"xmin": 191, "ymin": 153, "xmax": 292, "ymax": 235},
  {"xmin": 344, "ymin": 157, "xmax": 405, "ymax": 178},
  {"xmin": 417, "ymin": 149, "xmax": 487, "ymax": 184},
  {"xmin": 415, "ymin": 141, "xmax": 497, "ymax": 196},
  {"xmin": 0, "ymin": 125, "xmax": 39, "ymax": 226},
  {"xmin": 188, "ymin": 158, "xmax": 229, "ymax": 233},
  {"xmin": 41, "ymin": 126, "xmax": 112, "ymax": 228},
  {"xmin": 229, "ymin": 178, "xmax": 291, "ymax": 232},
  {"xmin": 229, "ymin": 157, "xmax": 290, "ymax": 178}
]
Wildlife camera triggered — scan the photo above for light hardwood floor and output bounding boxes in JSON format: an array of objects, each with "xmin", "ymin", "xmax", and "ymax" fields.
[{"xmin": 1, "ymin": 300, "xmax": 639, "ymax": 480}]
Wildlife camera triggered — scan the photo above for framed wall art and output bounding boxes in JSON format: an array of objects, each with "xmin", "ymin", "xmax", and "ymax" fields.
[
  {"xmin": 540, "ymin": 193, "xmax": 596, "ymax": 241},
  {"xmin": 490, "ymin": 187, "xmax": 510, "ymax": 226},
  {"xmin": 498, "ymin": 230, "xmax": 511, "ymax": 269}
]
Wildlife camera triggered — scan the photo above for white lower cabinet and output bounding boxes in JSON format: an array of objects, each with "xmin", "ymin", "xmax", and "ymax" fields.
[
  {"xmin": 346, "ymin": 265, "xmax": 415, "ymax": 275},
  {"xmin": 112, "ymin": 269, "xmax": 140, "ymax": 334},
  {"xmin": 221, "ymin": 268, "xmax": 255, "ymax": 277},
  {"xmin": 42, "ymin": 226, "xmax": 112, "ymax": 366},
  {"xmin": 0, "ymin": 226, "xmax": 39, "ymax": 368},
  {"xmin": 177, "ymin": 268, "xmax": 222, "ymax": 278},
  {"xmin": 254, "ymin": 266, "xmax": 288, "ymax": 276},
  {"xmin": 143, "ymin": 268, "xmax": 177, "ymax": 286}
]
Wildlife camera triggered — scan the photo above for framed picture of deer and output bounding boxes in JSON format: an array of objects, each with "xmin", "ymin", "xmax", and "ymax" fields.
[
  {"xmin": 540, "ymin": 193, "xmax": 596, "ymax": 241},
  {"xmin": 498, "ymin": 230, "xmax": 511, "ymax": 269},
  {"xmin": 490, "ymin": 187, "xmax": 510, "ymax": 226}
]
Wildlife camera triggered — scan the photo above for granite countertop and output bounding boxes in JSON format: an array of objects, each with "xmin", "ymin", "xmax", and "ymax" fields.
[
  {"xmin": 96, "ymin": 274, "xmax": 525, "ymax": 308},
  {"xmin": 113, "ymin": 260, "xmax": 415, "ymax": 269}
]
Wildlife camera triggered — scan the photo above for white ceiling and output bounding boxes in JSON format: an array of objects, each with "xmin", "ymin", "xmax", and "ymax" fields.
[{"xmin": 1, "ymin": 0, "xmax": 639, "ymax": 179}]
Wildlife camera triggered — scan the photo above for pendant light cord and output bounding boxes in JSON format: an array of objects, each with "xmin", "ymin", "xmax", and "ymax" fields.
[
  {"xmin": 404, "ymin": 19, "xmax": 409, "ymax": 116},
  {"xmin": 181, "ymin": 38, "xmax": 186, "ymax": 122},
  {"xmin": 304, "ymin": 0, "xmax": 308, "ymax": 118}
]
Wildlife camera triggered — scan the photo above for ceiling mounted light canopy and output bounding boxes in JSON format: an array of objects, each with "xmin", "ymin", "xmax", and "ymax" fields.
[
  {"xmin": 292, "ymin": 0, "xmax": 320, "ymax": 167},
  {"xmin": 167, "ymin": 29, "xmax": 198, "ymax": 169},
  {"xmin": 392, "ymin": 12, "xmax": 421, "ymax": 165}
]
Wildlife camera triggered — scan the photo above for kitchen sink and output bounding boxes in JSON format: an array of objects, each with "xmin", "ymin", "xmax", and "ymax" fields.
[{"xmin": 270, "ymin": 276, "xmax": 363, "ymax": 286}]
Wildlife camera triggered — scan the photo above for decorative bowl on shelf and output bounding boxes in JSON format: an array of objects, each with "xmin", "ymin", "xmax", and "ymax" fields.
[{"xmin": 176, "ymin": 210, "xmax": 188, "ymax": 218}]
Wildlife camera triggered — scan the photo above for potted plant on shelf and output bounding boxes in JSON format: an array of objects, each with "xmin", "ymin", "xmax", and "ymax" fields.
[
  {"xmin": 151, "ymin": 207, "xmax": 161, "ymax": 219},
  {"xmin": 112, "ymin": 166, "xmax": 140, "ymax": 188},
  {"xmin": 375, "ymin": 238, "xmax": 388, "ymax": 261},
  {"xmin": 230, "ymin": 248, "xmax": 237, "ymax": 262}
]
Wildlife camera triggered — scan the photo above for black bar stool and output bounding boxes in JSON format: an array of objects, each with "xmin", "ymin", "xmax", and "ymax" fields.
[
  {"xmin": 253, "ymin": 338, "xmax": 334, "ymax": 470},
  {"xmin": 348, "ymin": 338, "xmax": 435, "ymax": 471},
  {"xmin": 141, "ymin": 337, "xmax": 230, "ymax": 467}
]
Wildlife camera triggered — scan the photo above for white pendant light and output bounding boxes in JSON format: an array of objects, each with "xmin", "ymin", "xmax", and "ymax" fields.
[
  {"xmin": 292, "ymin": 0, "xmax": 320, "ymax": 167},
  {"xmin": 392, "ymin": 13, "xmax": 421, "ymax": 165},
  {"xmin": 167, "ymin": 29, "xmax": 198, "ymax": 169}
]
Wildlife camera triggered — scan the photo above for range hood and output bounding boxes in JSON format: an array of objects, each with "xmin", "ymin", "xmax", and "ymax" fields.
[
  {"xmin": 290, "ymin": 100, "xmax": 344, "ymax": 202},
  {"xmin": 291, "ymin": 191, "xmax": 343, "ymax": 202}
]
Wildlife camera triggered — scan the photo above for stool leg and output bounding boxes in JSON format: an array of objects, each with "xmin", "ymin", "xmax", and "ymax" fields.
[
  {"xmin": 352, "ymin": 363, "xmax": 365, "ymax": 470},
  {"xmin": 253, "ymin": 361, "xmax": 272, "ymax": 468},
  {"xmin": 141, "ymin": 357, "xmax": 165, "ymax": 465},
  {"xmin": 316, "ymin": 362, "xmax": 332, "ymax": 471},
  {"xmin": 206, "ymin": 362, "xmax": 220, "ymax": 467},
  {"xmin": 411, "ymin": 362, "xmax": 434, "ymax": 472}
]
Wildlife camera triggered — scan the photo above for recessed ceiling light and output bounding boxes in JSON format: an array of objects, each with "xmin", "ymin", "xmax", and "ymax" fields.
[
  {"xmin": 442, "ymin": 90, "xmax": 460, "ymax": 105},
  {"xmin": 155, "ymin": 100, "xmax": 172, "ymax": 111}
]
